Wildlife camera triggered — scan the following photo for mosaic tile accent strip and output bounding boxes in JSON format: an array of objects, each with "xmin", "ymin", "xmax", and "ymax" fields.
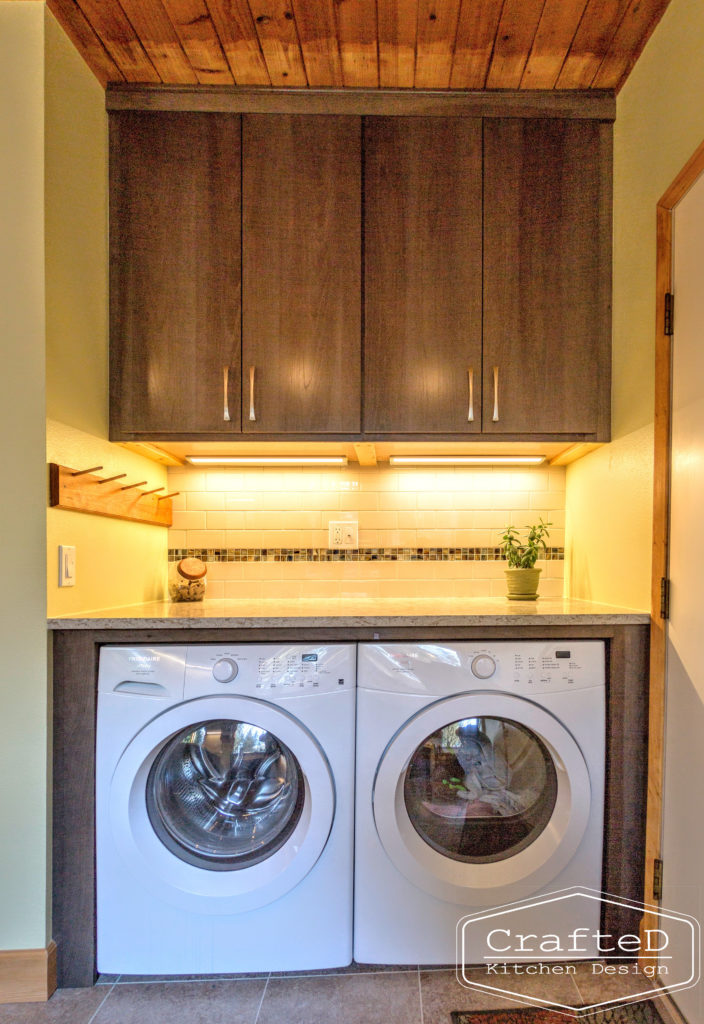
[{"xmin": 169, "ymin": 547, "xmax": 565, "ymax": 563}]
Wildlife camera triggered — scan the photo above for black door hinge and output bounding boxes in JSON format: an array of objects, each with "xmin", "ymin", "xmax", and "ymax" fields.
[
  {"xmin": 653, "ymin": 858, "xmax": 664, "ymax": 901},
  {"xmin": 664, "ymin": 292, "xmax": 674, "ymax": 336},
  {"xmin": 660, "ymin": 577, "xmax": 670, "ymax": 620}
]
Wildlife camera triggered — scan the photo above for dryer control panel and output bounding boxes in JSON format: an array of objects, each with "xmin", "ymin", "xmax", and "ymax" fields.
[{"xmin": 184, "ymin": 644, "xmax": 356, "ymax": 698}]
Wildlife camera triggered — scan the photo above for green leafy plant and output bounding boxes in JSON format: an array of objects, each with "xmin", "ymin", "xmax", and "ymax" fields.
[
  {"xmin": 441, "ymin": 777, "xmax": 466, "ymax": 792},
  {"xmin": 501, "ymin": 519, "xmax": 551, "ymax": 569}
]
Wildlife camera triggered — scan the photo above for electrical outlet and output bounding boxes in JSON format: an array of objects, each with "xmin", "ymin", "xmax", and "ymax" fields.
[
  {"xmin": 59, "ymin": 545, "xmax": 76, "ymax": 587},
  {"xmin": 328, "ymin": 521, "xmax": 358, "ymax": 549}
]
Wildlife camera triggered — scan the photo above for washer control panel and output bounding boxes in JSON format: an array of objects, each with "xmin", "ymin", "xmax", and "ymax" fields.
[{"xmin": 184, "ymin": 644, "xmax": 356, "ymax": 698}]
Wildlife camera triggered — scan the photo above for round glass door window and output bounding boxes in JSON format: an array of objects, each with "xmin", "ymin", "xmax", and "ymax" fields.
[
  {"xmin": 403, "ymin": 717, "xmax": 558, "ymax": 864},
  {"xmin": 146, "ymin": 719, "xmax": 305, "ymax": 871}
]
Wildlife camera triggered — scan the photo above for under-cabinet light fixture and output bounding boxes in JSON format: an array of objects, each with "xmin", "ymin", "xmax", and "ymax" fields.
[
  {"xmin": 388, "ymin": 455, "xmax": 546, "ymax": 466},
  {"xmin": 185, "ymin": 455, "xmax": 348, "ymax": 466}
]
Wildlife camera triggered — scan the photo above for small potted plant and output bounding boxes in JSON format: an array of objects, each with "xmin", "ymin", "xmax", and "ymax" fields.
[{"xmin": 500, "ymin": 519, "xmax": 551, "ymax": 600}]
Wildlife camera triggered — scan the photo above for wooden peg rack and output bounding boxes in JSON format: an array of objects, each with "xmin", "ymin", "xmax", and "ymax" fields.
[{"xmin": 49, "ymin": 463, "xmax": 175, "ymax": 527}]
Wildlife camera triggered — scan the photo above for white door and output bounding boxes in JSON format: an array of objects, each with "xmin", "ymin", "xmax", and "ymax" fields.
[
  {"xmin": 663, "ymin": 169, "xmax": 704, "ymax": 1022},
  {"xmin": 372, "ymin": 692, "xmax": 592, "ymax": 906}
]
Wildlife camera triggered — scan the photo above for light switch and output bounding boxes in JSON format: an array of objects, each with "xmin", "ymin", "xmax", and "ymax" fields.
[{"xmin": 59, "ymin": 545, "xmax": 76, "ymax": 587}]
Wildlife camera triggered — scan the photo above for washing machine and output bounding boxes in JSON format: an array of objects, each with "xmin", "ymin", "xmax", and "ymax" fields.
[
  {"xmin": 354, "ymin": 641, "xmax": 605, "ymax": 965},
  {"xmin": 96, "ymin": 643, "xmax": 355, "ymax": 974}
]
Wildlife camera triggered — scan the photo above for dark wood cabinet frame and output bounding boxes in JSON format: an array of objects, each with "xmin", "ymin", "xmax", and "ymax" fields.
[{"xmin": 53, "ymin": 621, "xmax": 647, "ymax": 988}]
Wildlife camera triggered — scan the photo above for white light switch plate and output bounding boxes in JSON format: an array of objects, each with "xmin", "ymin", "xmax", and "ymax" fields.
[{"xmin": 59, "ymin": 545, "xmax": 76, "ymax": 586}]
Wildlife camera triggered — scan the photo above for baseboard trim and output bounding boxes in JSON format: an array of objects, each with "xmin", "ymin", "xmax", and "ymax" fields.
[{"xmin": 0, "ymin": 941, "xmax": 57, "ymax": 1004}]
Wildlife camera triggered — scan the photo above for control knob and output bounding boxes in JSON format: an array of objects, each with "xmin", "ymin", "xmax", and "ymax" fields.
[
  {"xmin": 213, "ymin": 658, "xmax": 238, "ymax": 684},
  {"xmin": 471, "ymin": 654, "xmax": 496, "ymax": 679}
]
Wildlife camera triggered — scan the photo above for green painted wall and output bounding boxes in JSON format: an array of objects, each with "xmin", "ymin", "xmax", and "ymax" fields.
[
  {"xmin": 566, "ymin": 0, "xmax": 704, "ymax": 610},
  {"xmin": 0, "ymin": 2, "xmax": 49, "ymax": 949}
]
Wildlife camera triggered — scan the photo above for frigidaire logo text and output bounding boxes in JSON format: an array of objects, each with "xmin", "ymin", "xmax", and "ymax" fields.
[{"xmin": 128, "ymin": 655, "xmax": 160, "ymax": 663}]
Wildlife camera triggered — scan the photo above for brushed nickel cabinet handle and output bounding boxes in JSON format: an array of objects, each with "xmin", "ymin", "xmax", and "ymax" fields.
[
  {"xmin": 223, "ymin": 366, "xmax": 231, "ymax": 422},
  {"xmin": 467, "ymin": 368, "xmax": 474, "ymax": 422},
  {"xmin": 249, "ymin": 365, "xmax": 256, "ymax": 422},
  {"xmin": 492, "ymin": 366, "xmax": 499, "ymax": 422}
]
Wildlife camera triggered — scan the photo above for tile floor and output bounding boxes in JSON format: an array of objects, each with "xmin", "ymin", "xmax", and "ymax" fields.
[{"xmin": 0, "ymin": 962, "xmax": 662, "ymax": 1024}]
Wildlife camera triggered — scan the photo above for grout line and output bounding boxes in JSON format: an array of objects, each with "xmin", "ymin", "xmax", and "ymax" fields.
[
  {"xmin": 85, "ymin": 979, "xmax": 118, "ymax": 1024},
  {"xmin": 252, "ymin": 973, "xmax": 270, "ymax": 1024},
  {"xmin": 418, "ymin": 965, "xmax": 425, "ymax": 1024},
  {"xmin": 567, "ymin": 970, "xmax": 584, "ymax": 1006}
]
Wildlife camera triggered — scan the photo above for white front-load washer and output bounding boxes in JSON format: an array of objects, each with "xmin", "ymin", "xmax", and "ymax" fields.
[
  {"xmin": 354, "ymin": 641, "xmax": 605, "ymax": 965},
  {"xmin": 96, "ymin": 643, "xmax": 355, "ymax": 974}
]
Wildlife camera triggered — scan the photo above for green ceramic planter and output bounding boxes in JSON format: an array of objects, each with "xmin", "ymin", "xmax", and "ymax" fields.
[{"xmin": 504, "ymin": 567, "xmax": 541, "ymax": 601}]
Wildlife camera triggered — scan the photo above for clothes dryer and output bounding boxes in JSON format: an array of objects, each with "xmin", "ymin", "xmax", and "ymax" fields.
[
  {"xmin": 97, "ymin": 643, "xmax": 355, "ymax": 974},
  {"xmin": 354, "ymin": 641, "xmax": 605, "ymax": 965}
]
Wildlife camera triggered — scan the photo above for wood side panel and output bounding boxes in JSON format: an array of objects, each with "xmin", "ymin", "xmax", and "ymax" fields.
[
  {"xmin": 109, "ymin": 111, "xmax": 241, "ymax": 438},
  {"xmin": 247, "ymin": 0, "xmax": 307, "ymax": 86},
  {"xmin": 114, "ymin": 0, "xmax": 198, "ymax": 84},
  {"xmin": 414, "ymin": 0, "xmax": 462, "ymax": 89},
  {"xmin": 483, "ymin": 118, "xmax": 612, "ymax": 438},
  {"xmin": 242, "ymin": 115, "xmax": 361, "ymax": 433},
  {"xmin": 556, "ymin": 0, "xmax": 630, "ymax": 89},
  {"xmin": 592, "ymin": 0, "xmax": 670, "ymax": 91},
  {"xmin": 485, "ymin": 0, "xmax": 545, "ymax": 89},
  {"xmin": 0, "ymin": 942, "xmax": 57, "ymax": 1004},
  {"xmin": 449, "ymin": 0, "xmax": 502, "ymax": 89},
  {"xmin": 46, "ymin": 0, "xmax": 124, "ymax": 86},
  {"xmin": 106, "ymin": 84, "xmax": 617, "ymax": 120},
  {"xmin": 364, "ymin": 117, "xmax": 483, "ymax": 434},
  {"xmin": 335, "ymin": 0, "xmax": 379, "ymax": 88},
  {"xmin": 160, "ymin": 0, "xmax": 234, "ymax": 83},
  {"xmin": 206, "ymin": 0, "xmax": 272, "ymax": 85},
  {"xmin": 289, "ymin": 0, "xmax": 344, "ymax": 86},
  {"xmin": 53, "ymin": 632, "xmax": 99, "ymax": 988},
  {"xmin": 377, "ymin": 0, "xmax": 418, "ymax": 88},
  {"xmin": 73, "ymin": 0, "xmax": 160, "ymax": 81},
  {"xmin": 520, "ymin": 0, "xmax": 589, "ymax": 90}
]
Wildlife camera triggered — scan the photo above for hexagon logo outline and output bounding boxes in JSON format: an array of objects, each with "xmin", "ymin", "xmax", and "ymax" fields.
[{"xmin": 455, "ymin": 886, "xmax": 700, "ymax": 1018}]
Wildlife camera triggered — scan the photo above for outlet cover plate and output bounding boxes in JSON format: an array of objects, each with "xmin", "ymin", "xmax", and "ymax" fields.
[{"xmin": 328, "ymin": 521, "xmax": 358, "ymax": 549}]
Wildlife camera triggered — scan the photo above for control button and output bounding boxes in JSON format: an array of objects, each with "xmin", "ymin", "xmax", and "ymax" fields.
[
  {"xmin": 471, "ymin": 655, "xmax": 496, "ymax": 679},
  {"xmin": 212, "ymin": 658, "xmax": 238, "ymax": 684}
]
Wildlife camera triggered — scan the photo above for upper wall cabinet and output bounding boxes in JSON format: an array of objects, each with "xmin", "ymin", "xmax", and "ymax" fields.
[
  {"xmin": 364, "ymin": 118, "xmax": 483, "ymax": 434},
  {"xmin": 110, "ymin": 111, "xmax": 241, "ymax": 437},
  {"xmin": 242, "ymin": 115, "xmax": 361, "ymax": 434},
  {"xmin": 482, "ymin": 119, "xmax": 612, "ymax": 438}
]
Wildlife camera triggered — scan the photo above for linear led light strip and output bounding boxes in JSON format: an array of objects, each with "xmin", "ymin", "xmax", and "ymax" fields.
[{"xmin": 186, "ymin": 455, "xmax": 545, "ymax": 466}]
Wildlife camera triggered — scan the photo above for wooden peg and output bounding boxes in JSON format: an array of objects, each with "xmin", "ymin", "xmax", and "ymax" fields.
[
  {"xmin": 157, "ymin": 492, "xmax": 180, "ymax": 501},
  {"xmin": 72, "ymin": 465, "xmax": 103, "ymax": 477},
  {"xmin": 142, "ymin": 486, "xmax": 165, "ymax": 496},
  {"xmin": 97, "ymin": 473, "xmax": 126, "ymax": 484},
  {"xmin": 120, "ymin": 480, "xmax": 147, "ymax": 491}
]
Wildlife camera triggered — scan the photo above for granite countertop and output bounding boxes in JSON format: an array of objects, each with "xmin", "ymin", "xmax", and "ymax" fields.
[{"xmin": 47, "ymin": 597, "xmax": 650, "ymax": 629}]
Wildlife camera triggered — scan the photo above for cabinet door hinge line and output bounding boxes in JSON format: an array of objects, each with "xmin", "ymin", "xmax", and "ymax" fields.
[
  {"xmin": 664, "ymin": 292, "xmax": 674, "ymax": 336},
  {"xmin": 660, "ymin": 577, "xmax": 670, "ymax": 620},
  {"xmin": 653, "ymin": 858, "xmax": 664, "ymax": 902}
]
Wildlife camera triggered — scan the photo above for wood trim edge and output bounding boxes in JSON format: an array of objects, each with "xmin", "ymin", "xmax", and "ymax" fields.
[{"xmin": 0, "ymin": 941, "xmax": 57, "ymax": 1004}]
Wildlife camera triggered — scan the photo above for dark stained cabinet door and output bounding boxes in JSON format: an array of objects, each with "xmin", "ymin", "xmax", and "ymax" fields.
[
  {"xmin": 242, "ymin": 115, "xmax": 361, "ymax": 434},
  {"xmin": 483, "ymin": 119, "xmax": 612, "ymax": 438},
  {"xmin": 364, "ymin": 117, "xmax": 483, "ymax": 434},
  {"xmin": 110, "ymin": 111, "xmax": 241, "ymax": 438}
]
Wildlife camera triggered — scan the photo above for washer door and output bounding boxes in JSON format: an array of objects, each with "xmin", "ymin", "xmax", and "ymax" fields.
[
  {"xmin": 109, "ymin": 695, "xmax": 334, "ymax": 914},
  {"xmin": 373, "ymin": 692, "xmax": 591, "ymax": 906}
]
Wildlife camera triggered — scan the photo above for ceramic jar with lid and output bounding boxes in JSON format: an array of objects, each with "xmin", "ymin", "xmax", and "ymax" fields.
[{"xmin": 169, "ymin": 557, "xmax": 207, "ymax": 602}]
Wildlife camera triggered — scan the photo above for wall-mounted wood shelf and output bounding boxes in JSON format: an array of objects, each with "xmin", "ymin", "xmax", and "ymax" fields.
[{"xmin": 49, "ymin": 464, "xmax": 175, "ymax": 527}]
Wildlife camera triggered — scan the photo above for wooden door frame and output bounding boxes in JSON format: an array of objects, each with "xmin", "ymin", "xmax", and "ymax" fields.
[{"xmin": 642, "ymin": 138, "xmax": 704, "ymax": 949}]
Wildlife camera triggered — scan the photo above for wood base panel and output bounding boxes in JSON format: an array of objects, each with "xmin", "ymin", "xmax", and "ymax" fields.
[{"xmin": 0, "ymin": 941, "xmax": 57, "ymax": 1004}]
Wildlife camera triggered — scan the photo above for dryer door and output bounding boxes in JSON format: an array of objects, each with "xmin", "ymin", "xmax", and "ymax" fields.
[
  {"xmin": 372, "ymin": 692, "xmax": 591, "ymax": 906},
  {"xmin": 109, "ymin": 695, "xmax": 334, "ymax": 914}
]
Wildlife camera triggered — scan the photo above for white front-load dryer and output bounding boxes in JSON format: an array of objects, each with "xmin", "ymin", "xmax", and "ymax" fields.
[
  {"xmin": 354, "ymin": 641, "xmax": 605, "ymax": 965},
  {"xmin": 96, "ymin": 643, "xmax": 355, "ymax": 974}
]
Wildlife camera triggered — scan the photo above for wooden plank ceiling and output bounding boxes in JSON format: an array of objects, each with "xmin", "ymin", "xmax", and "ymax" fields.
[{"xmin": 46, "ymin": 0, "xmax": 670, "ymax": 92}]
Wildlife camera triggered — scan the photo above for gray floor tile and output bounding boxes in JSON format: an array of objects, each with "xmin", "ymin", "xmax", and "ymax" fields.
[
  {"xmin": 257, "ymin": 970, "xmax": 422, "ymax": 1024},
  {"xmin": 92, "ymin": 979, "xmax": 266, "ymax": 1024},
  {"xmin": 420, "ymin": 966, "xmax": 583, "ymax": 1023},
  {"xmin": 571, "ymin": 961, "xmax": 664, "ymax": 1005},
  {"xmin": 117, "ymin": 972, "xmax": 269, "ymax": 983},
  {"xmin": 0, "ymin": 986, "xmax": 110, "ymax": 1024}
]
